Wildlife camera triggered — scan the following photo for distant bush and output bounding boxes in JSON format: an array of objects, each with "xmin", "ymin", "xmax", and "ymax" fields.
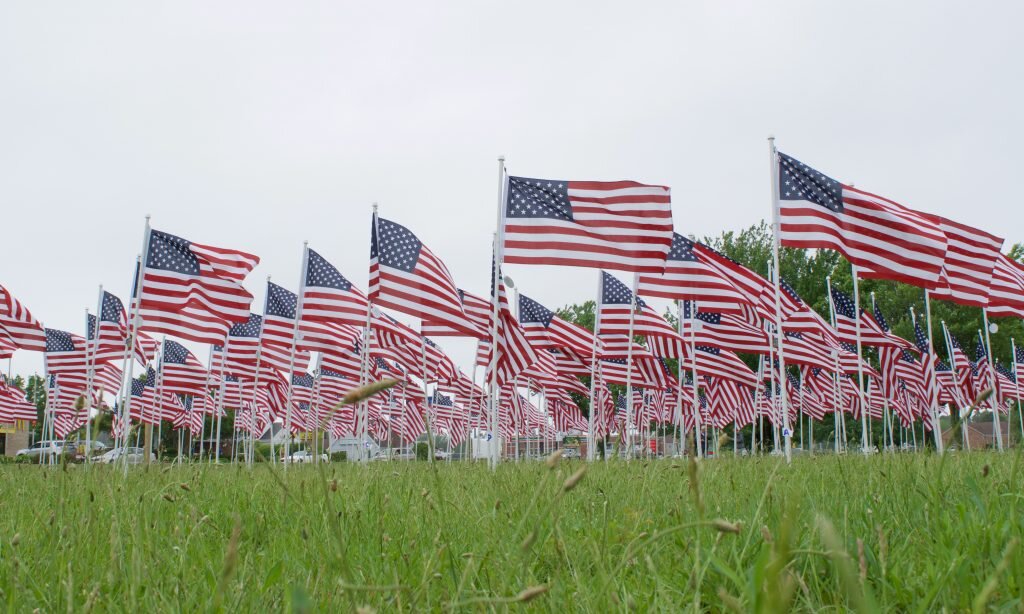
[
  {"xmin": 330, "ymin": 451, "xmax": 347, "ymax": 463},
  {"xmin": 415, "ymin": 442, "xmax": 429, "ymax": 461}
]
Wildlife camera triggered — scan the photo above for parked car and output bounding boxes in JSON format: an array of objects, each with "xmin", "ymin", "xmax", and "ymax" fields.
[
  {"xmin": 96, "ymin": 447, "xmax": 156, "ymax": 464},
  {"xmin": 15, "ymin": 440, "xmax": 73, "ymax": 461},
  {"xmin": 283, "ymin": 450, "xmax": 329, "ymax": 464},
  {"xmin": 70, "ymin": 440, "xmax": 111, "ymax": 461}
]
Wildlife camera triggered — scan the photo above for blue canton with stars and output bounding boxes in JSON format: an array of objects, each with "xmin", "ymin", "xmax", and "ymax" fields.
[
  {"xmin": 667, "ymin": 233, "xmax": 698, "ymax": 262},
  {"xmin": 873, "ymin": 304, "xmax": 891, "ymax": 333},
  {"xmin": 829, "ymin": 288, "xmax": 858, "ymax": 319},
  {"xmin": 228, "ymin": 313, "xmax": 262, "ymax": 338},
  {"xmin": 45, "ymin": 329, "xmax": 77, "ymax": 352},
  {"xmin": 780, "ymin": 278, "xmax": 804, "ymax": 305},
  {"xmin": 266, "ymin": 282, "xmax": 298, "ymax": 319},
  {"xmin": 101, "ymin": 291, "xmax": 124, "ymax": 322},
  {"xmin": 146, "ymin": 230, "xmax": 200, "ymax": 275},
  {"xmin": 87, "ymin": 314, "xmax": 97, "ymax": 341},
  {"xmin": 292, "ymin": 373, "xmax": 314, "ymax": 388},
  {"xmin": 518, "ymin": 294, "xmax": 553, "ymax": 327},
  {"xmin": 683, "ymin": 300, "xmax": 720, "ymax": 324},
  {"xmin": 601, "ymin": 272, "xmax": 646, "ymax": 308},
  {"xmin": 305, "ymin": 248, "xmax": 353, "ymax": 290},
  {"xmin": 505, "ymin": 176, "xmax": 573, "ymax": 221},
  {"xmin": 913, "ymin": 321, "xmax": 931, "ymax": 354},
  {"xmin": 371, "ymin": 216, "xmax": 423, "ymax": 272},
  {"xmin": 777, "ymin": 152, "xmax": 844, "ymax": 212},
  {"xmin": 162, "ymin": 339, "xmax": 193, "ymax": 365},
  {"xmin": 430, "ymin": 390, "xmax": 453, "ymax": 407}
]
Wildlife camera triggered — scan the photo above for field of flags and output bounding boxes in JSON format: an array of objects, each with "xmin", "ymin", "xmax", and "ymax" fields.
[{"xmin": 3, "ymin": 142, "xmax": 1024, "ymax": 465}]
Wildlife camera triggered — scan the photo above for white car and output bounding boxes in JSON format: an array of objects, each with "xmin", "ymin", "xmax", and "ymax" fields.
[
  {"xmin": 96, "ymin": 447, "xmax": 156, "ymax": 464},
  {"xmin": 283, "ymin": 450, "xmax": 329, "ymax": 464},
  {"xmin": 15, "ymin": 440, "xmax": 71, "ymax": 460}
]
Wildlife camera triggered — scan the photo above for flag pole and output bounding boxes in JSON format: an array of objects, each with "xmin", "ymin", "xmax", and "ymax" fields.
[
  {"xmin": 767, "ymin": 136, "xmax": 792, "ymax": 463},
  {"xmin": 981, "ymin": 308, "xmax": 1004, "ymax": 451},
  {"xmin": 117, "ymin": 216, "xmax": 152, "ymax": 460},
  {"xmin": 282, "ymin": 241, "xmax": 310, "ymax": 467},
  {"xmin": 254, "ymin": 278, "xmax": 273, "ymax": 462},
  {"xmin": 688, "ymin": 301, "xmax": 702, "ymax": 458},
  {"xmin": 850, "ymin": 265, "xmax": 870, "ymax": 454},
  {"xmin": 1013, "ymin": 338, "xmax": 1024, "ymax": 443},
  {"xmin": 752, "ymin": 355, "xmax": 763, "ymax": 453},
  {"xmin": 622, "ymin": 274, "xmax": 640, "ymax": 461},
  {"xmin": 586, "ymin": 270, "xmax": 602, "ymax": 461},
  {"xmin": 825, "ymin": 275, "xmax": 844, "ymax": 454},
  {"xmin": 420, "ymin": 336, "xmax": 435, "ymax": 465},
  {"xmin": 675, "ymin": 301, "xmax": 685, "ymax": 455},
  {"xmin": 940, "ymin": 321, "xmax": 969, "ymax": 450},
  {"xmin": 490, "ymin": 156, "xmax": 508, "ymax": 469},
  {"xmin": 923, "ymin": 290, "xmax": 945, "ymax": 452},
  {"xmin": 83, "ymin": 285, "xmax": 104, "ymax": 462},
  {"xmin": 870, "ymin": 291, "xmax": 893, "ymax": 454}
]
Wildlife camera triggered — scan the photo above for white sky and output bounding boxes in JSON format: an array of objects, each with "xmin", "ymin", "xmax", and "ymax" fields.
[{"xmin": 2, "ymin": 1, "xmax": 1022, "ymax": 378}]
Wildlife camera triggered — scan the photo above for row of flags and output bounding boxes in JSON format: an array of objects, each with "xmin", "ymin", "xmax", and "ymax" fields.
[{"xmin": 1, "ymin": 146, "xmax": 1024, "ymax": 450}]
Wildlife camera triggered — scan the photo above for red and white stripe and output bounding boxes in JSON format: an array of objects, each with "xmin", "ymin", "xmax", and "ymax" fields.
[{"xmin": 0, "ymin": 283, "xmax": 47, "ymax": 351}]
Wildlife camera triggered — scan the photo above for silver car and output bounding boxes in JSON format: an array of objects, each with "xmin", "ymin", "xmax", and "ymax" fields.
[
  {"xmin": 15, "ymin": 440, "xmax": 72, "ymax": 461},
  {"xmin": 96, "ymin": 447, "xmax": 156, "ymax": 464}
]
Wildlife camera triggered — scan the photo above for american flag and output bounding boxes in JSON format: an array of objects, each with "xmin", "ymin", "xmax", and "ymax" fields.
[
  {"xmin": 684, "ymin": 345, "xmax": 758, "ymax": 388},
  {"xmin": 518, "ymin": 293, "xmax": 600, "ymax": 357},
  {"xmin": 783, "ymin": 331, "xmax": 839, "ymax": 372},
  {"xmin": 0, "ymin": 283, "xmax": 47, "ymax": 351},
  {"xmin": 599, "ymin": 272, "xmax": 684, "ymax": 344},
  {"xmin": 172, "ymin": 395, "xmax": 205, "ymax": 437},
  {"xmin": 924, "ymin": 217, "xmax": 1004, "ymax": 307},
  {"xmin": 777, "ymin": 151, "xmax": 947, "ymax": 287},
  {"xmin": 985, "ymin": 255, "xmax": 1024, "ymax": 319},
  {"xmin": 0, "ymin": 375, "xmax": 37, "ymax": 422},
  {"xmin": 501, "ymin": 175, "xmax": 673, "ymax": 273},
  {"xmin": 679, "ymin": 301, "xmax": 769, "ymax": 355},
  {"xmin": 259, "ymin": 283, "xmax": 313, "ymax": 372},
  {"xmin": 159, "ymin": 339, "xmax": 209, "ymax": 395},
  {"xmin": 136, "ymin": 229, "xmax": 259, "ymax": 344},
  {"xmin": 422, "ymin": 289, "xmax": 490, "ymax": 338},
  {"xmin": 211, "ymin": 314, "xmax": 282, "ymax": 380},
  {"xmin": 829, "ymin": 287, "xmax": 904, "ymax": 347},
  {"xmin": 399, "ymin": 398, "xmax": 427, "ymax": 443},
  {"xmin": 913, "ymin": 320, "xmax": 939, "ymax": 409},
  {"xmin": 0, "ymin": 332, "xmax": 17, "ymax": 360},
  {"xmin": 1015, "ymin": 345, "xmax": 1024, "ymax": 383},
  {"xmin": 302, "ymin": 248, "xmax": 369, "ymax": 327},
  {"xmin": 88, "ymin": 291, "xmax": 160, "ymax": 366},
  {"xmin": 636, "ymin": 233, "xmax": 755, "ymax": 314},
  {"xmin": 478, "ymin": 272, "xmax": 538, "ymax": 387},
  {"xmin": 369, "ymin": 214, "xmax": 480, "ymax": 338}
]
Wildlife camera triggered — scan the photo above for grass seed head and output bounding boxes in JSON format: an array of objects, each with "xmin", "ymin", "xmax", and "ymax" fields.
[
  {"xmin": 515, "ymin": 585, "xmax": 549, "ymax": 603},
  {"xmin": 562, "ymin": 466, "xmax": 586, "ymax": 492},
  {"xmin": 339, "ymin": 379, "xmax": 399, "ymax": 405},
  {"xmin": 712, "ymin": 519, "xmax": 741, "ymax": 534},
  {"xmin": 545, "ymin": 449, "xmax": 563, "ymax": 469},
  {"xmin": 10, "ymin": 533, "xmax": 20, "ymax": 547}
]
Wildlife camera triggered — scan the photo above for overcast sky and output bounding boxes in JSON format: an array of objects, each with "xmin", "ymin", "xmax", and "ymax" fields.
[{"xmin": 2, "ymin": 1, "xmax": 1022, "ymax": 378}]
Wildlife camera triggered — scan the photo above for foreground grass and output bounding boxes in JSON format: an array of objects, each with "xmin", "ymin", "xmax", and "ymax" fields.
[{"xmin": 0, "ymin": 451, "xmax": 1021, "ymax": 612}]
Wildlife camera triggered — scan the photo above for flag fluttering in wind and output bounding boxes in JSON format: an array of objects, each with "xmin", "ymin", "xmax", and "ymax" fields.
[
  {"xmin": 502, "ymin": 175, "xmax": 673, "ymax": 273},
  {"xmin": 518, "ymin": 293, "xmax": 600, "ymax": 358},
  {"xmin": 370, "ymin": 214, "xmax": 480, "ymax": 337},
  {"xmin": 925, "ymin": 217, "xmax": 1004, "ymax": 307},
  {"xmin": 0, "ymin": 283, "xmax": 47, "ymax": 352},
  {"xmin": 777, "ymin": 151, "xmax": 947, "ymax": 287},
  {"xmin": 985, "ymin": 254, "xmax": 1024, "ymax": 318},
  {"xmin": 135, "ymin": 229, "xmax": 259, "ymax": 345},
  {"xmin": 637, "ymin": 233, "xmax": 755, "ymax": 314}
]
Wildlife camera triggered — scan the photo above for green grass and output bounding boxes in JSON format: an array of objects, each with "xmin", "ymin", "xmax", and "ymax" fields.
[{"xmin": 0, "ymin": 451, "xmax": 1022, "ymax": 612}]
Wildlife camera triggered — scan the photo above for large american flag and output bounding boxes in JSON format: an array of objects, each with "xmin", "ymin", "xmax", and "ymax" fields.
[
  {"xmin": 636, "ymin": 233, "xmax": 754, "ymax": 313},
  {"xmin": 519, "ymin": 293, "xmax": 601, "ymax": 357},
  {"xmin": 136, "ymin": 229, "xmax": 259, "ymax": 345},
  {"xmin": 302, "ymin": 248, "xmax": 369, "ymax": 327},
  {"xmin": 0, "ymin": 283, "xmax": 47, "ymax": 351},
  {"xmin": 777, "ymin": 151, "xmax": 947, "ymax": 287},
  {"xmin": 501, "ymin": 175, "xmax": 674, "ymax": 274},
  {"xmin": 259, "ymin": 282, "xmax": 312, "ymax": 372},
  {"xmin": 369, "ymin": 215, "xmax": 480, "ymax": 338}
]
